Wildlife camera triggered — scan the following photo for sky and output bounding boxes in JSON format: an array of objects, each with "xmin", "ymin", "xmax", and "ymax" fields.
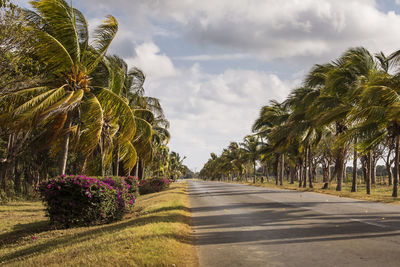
[{"xmin": 14, "ymin": 0, "xmax": 400, "ymax": 171}]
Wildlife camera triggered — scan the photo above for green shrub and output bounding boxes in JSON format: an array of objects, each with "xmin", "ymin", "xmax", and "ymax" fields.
[
  {"xmin": 138, "ymin": 177, "xmax": 171, "ymax": 195},
  {"xmin": 38, "ymin": 175, "xmax": 137, "ymax": 227}
]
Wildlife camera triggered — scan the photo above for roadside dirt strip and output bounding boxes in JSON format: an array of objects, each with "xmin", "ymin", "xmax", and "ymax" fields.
[{"xmin": 188, "ymin": 180, "xmax": 400, "ymax": 267}]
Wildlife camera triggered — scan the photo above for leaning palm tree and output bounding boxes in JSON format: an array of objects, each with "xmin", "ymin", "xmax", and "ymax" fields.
[
  {"xmin": 284, "ymin": 86, "xmax": 324, "ymax": 188},
  {"xmin": 331, "ymin": 48, "xmax": 394, "ymax": 195},
  {"xmin": 347, "ymin": 68, "xmax": 399, "ymax": 196},
  {"xmin": 0, "ymin": 0, "xmax": 135, "ymax": 174},
  {"xmin": 100, "ymin": 56, "xmax": 155, "ymax": 176},
  {"xmin": 168, "ymin": 151, "xmax": 186, "ymax": 180},
  {"xmin": 241, "ymin": 135, "xmax": 260, "ymax": 184},
  {"xmin": 253, "ymin": 100, "xmax": 290, "ymax": 185},
  {"xmin": 304, "ymin": 48, "xmax": 374, "ymax": 191}
]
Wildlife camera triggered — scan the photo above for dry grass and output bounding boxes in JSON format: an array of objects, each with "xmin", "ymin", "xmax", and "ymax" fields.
[
  {"xmin": 230, "ymin": 179, "xmax": 400, "ymax": 204},
  {"xmin": 0, "ymin": 182, "xmax": 198, "ymax": 267}
]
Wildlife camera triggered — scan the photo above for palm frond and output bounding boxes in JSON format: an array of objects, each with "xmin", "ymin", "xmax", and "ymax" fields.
[
  {"xmin": 11, "ymin": 85, "xmax": 67, "ymax": 118},
  {"xmin": 119, "ymin": 141, "xmax": 137, "ymax": 174},
  {"xmin": 73, "ymin": 8, "xmax": 88, "ymax": 57},
  {"xmin": 87, "ymin": 15, "xmax": 118, "ymax": 74},
  {"xmin": 27, "ymin": 27, "xmax": 74, "ymax": 74},
  {"xmin": 95, "ymin": 87, "xmax": 136, "ymax": 143},
  {"xmin": 29, "ymin": 0, "xmax": 80, "ymax": 65},
  {"xmin": 41, "ymin": 89, "xmax": 84, "ymax": 119},
  {"xmin": 31, "ymin": 112, "xmax": 67, "ymax": 151},
  {"xmin": 134, "ymin": 108, "xmax": 155, "ymax": 124},
  {"xmin": 77, "ymin": 92, "xmax": 103, "ymax": 157}
]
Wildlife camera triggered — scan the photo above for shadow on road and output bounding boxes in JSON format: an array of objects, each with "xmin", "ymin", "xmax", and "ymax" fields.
[{"xmin": 189, "ymin": 181, "xmax": 400, "ymax": 248}]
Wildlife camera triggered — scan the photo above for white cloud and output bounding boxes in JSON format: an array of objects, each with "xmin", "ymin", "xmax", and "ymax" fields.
[
  {"xmin": 19, "ymin": 0, "xmax": 400, "ymax": 60},
  {"xmin": 175, "ymin": 53, "xmax": 250, "ymax": 61},
  {"xmin": 126, "ymin": 42, "xmax": 177, "ymax": 79},
  {"xmin": 141, "ymin": 62, "xmax": 295, "ymax": 169},
  {"xmin": 76, "ymin": 0, "xmax": 400, "ymax": 61}
]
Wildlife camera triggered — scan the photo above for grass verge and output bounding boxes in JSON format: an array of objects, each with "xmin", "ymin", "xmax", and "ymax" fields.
[
  {"xmin": 225, "ymin": 179, "xmax": 400, "ymax": 204},
  {"xmin": 0, "ymin": 182, "xmax": 197, "ymax": 267}
]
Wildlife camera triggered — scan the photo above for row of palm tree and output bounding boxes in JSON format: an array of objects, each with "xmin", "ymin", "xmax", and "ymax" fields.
[
  {"xmin": 200, "ymin": 136, "xmax": 262, "ymax": 183},
  {"xmin": 200, "ymin": 47, "xmax": 400, "ymax": 197},
  {"xmin": 0, "ymin": 0, "xmax": 187, "ymax": 197}
]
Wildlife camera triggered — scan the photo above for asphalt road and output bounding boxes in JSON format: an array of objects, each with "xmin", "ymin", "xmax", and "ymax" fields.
[{"xmin": 188, "ymin": 180, "xmax": 400, "ymax": 267}]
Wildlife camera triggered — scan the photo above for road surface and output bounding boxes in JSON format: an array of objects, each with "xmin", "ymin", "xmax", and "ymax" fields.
[{"xmin": 188, "ymin": 180, "xmax": 400, "ymax": 267}]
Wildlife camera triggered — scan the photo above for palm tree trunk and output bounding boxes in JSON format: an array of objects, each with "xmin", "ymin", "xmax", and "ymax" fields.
[
  {"xmin": 303, "ymin": 147, "xmax": 307, "ymax": 188},
  {"xmin": 366, "ymin": 151, "xmax": 372, "ymax": 195},
  {"xmin": 351, "ymin": 138, "xmax": 358, "ymax": 192},
  {"xmin": 361, "ymin": 156, "xmax": 367, "ymax": 184},
  {"xmin": 253, "ymin": 161, "xmax": 256, "ymax": 184},
  {"xmin": 141, "ymin": 161, "xmax": 145, "ymax": 180},
  {"xmin": 386, "ymin": 150, "xmax": 393, "ymax": 186},
  {"xmin": 14, "ymin": 158, "xmax": 21, "ymax": 194},
  {"xmin": 371, "ymin": 154, "xmax": 377, "ymax": 185},
  {"xmin": 60, "ymin": 114, "xmax": 72, "ymax": 175},
  {"xmin": 322, "ymin": 160, "xmax": 328, "ymax": 189},
  {"xmin": 299, "ymin": 159, "xmax": 303, "ymax": 188},
  {"xmin": 0, "ymin": 134, "xmax": 14, "ymax": 193},
  {"xmin": 308, "ymin": 145, "xmax": 313, "ymax": 188},
  {"xmin": 101, "ymin": 138, "xmax": 106, "ymax": 177},
  {"xmin": 135, "ymin": 157, "xmax": 139, "ymax": 178},
  {"xmin": 260, "ymin": 166, "xmax": 264, "ymax": 183},
  {"xmin": 113, "ymin": 143, "xmax": 119, "ymax": 176},
  {"xmin": 275, "ymin": 155, "xmax": 279, "ymax": 185},
  {"xmin": 392, "ymin": 135, "xmax": 399, "ymax": 197},
  {"xmin": 335, "ymin": 149, "xmax": 345, "ymax": 191},
  {"xmin": 280, "ymin": 154, "xmax": 284, "ymax": 186},
  {"xmin": 290, "ymin": 166, "xmax": 295, "ymax": 184}
]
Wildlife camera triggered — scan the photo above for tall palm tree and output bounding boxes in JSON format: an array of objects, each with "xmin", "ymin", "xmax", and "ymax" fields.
[
  {"xmin": 241, "ymin": 135, "xmax": 260, "ymax": 184},
  {"xmin": 253, "ymin": 100, "xmax": 290, "ymax": 185},
  {"xmin": 0, "ymin": 0, "xmax": 135, "ymax": 175},
  {"xmin": 303, "ymin": 48, "xmax": 374, "ymax": 191},
  {"xmin": 347, "ymin": 69, "xmax": 399, "ymax": 196},
  {"xmin": 339, "ymin": 48, "xmax": 394, "ymax": 194},
  {"xmin": 168, "ymin": 151, "xmax": 186, "ymax": 180}
]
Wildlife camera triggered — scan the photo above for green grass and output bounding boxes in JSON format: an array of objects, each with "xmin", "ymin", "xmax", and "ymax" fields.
[
  {"xmin": 0, "ymin": 182, "xmax": 198, "ymax": 267},
  {"xmin": 230, "ymin": 179, "xmax": 400, "ymax": 204}
]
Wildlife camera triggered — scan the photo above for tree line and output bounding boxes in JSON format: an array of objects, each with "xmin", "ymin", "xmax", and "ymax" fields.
[
  {"xmin": 200, "ymin": 46, "xmax": 400, "ymax": 197},
  {"xmin": 0, "ymin": 0, "xmax": 189, "ymax": 200}
]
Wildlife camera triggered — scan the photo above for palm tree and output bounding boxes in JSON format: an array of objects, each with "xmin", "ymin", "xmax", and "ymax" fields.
[
  {"xmin": 0, "ymin": 0, "xmax": 135, "ymax": 175},
  {"xmin": 227, "ymin": 142, "xmax": 247, "ymax": 181},
  {"xmin": 241, "ymin": 135, "xmax": 260, "ymax": 184},
  {"xmin": 168, "ymin": 151, "xmax": 186, "ymax": 180},
  {"xmin": 252, "ymin": 100, "xmax": 290, "ymax": 185},
  {"xmin": 347, "ymin": 69, "xmax": 399, "ymax": 196},
  {"xmin": 303, "ymin": 48, "xmax": 375, "ymax": 191},
  {"xmin": 340, "ymin": 48, "xmax": 396, "ymax": 195},
  {"xmin": 283, "ymin": 86, "xmax": 326, "ymax": 188}
]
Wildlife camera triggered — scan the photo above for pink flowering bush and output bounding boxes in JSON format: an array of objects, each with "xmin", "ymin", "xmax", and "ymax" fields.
[
  {"xmin": 138, "ymin": 177, "xmax": 171, "ymax": 195},
  {"xmin": 38, "ymin": 175, "xmax": 138, "ymax": 227}
]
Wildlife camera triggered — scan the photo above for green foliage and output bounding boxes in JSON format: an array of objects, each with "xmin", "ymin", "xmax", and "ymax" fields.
[
  {"xmin": 38, "ymin": 175, "xmax": 136, "ymax": 227},
  {"xmin": 0, "ymin": 0, "xmax": 175, "ymax": 200},
  {"xmin": 201, "ymin": 46, "xmax": 400, "ymax": 197},
  {"xmin": 138, "ymin": 177, "xmax": 170, "ymax": 195}
]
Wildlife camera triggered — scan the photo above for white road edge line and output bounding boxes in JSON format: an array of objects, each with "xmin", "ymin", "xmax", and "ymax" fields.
[{"xmin": 349, "ymin": 218, "xmax": 387, "ymax": 228}]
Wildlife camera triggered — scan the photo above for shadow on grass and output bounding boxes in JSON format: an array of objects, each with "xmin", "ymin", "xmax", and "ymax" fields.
[
  {"xmin": 0, "ymin": 211, "xmax": 191, "ymax": 264},
  {"xmin": 0, "ymin": 209, "xmax": 45, "ymax": 213},
  {"xmin": 143, "ymin": 205, "xmax": 191, "ymax": 215},
  {"xmin": 139, "ymin": 190, "xmax": 185, "ymax": 201},
  {"xmin": 0, "ymin": 220, "xmax": 51, "ymax": 249},
  {"xmin": 2, "ymin": 202, "xmax": 41, "ymax": 207}
]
